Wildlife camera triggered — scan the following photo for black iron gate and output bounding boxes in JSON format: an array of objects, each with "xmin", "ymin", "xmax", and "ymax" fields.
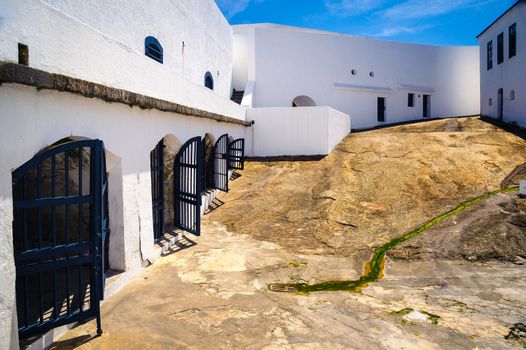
[
  {"xmin": 228, "ymin": 138, "xmax": 245, "ymax": 170},
  {"xmin": 174, "ymin": 137, "xmax": 204, "ymax": 236},
  {"xmin": 150, "ymin": 140, "xmax": 165, "ymax": 240},
  {"xmin": 12, "ymin": 139, "xmax": 108, "ymax": 340},
  {"xmin": 214, "ymin": 134, "xmax": 229, "ymax": 192}
]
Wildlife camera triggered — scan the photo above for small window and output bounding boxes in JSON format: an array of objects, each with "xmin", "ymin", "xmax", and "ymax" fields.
[
  {"xmin": 487, "ymin": 41, "xmax": 493, "ymax": 70},
  {"xmin": 497, "ymin": 33, "xmax": 504, "ymax": 64},
  {"xmin": 369, "ymin": 71, "xmax": 375, "ymax": 77},
  {"xmin": 351, "ymin": 69, "xmax": 357, "ymax": 75},
  {"xmin": 509, "ymin": 23, "xmax": 516, "ymax": 58},
  {"xmin": 489, "ymin": 98, "xmax": 493, "ymax": 106},
  {"xmin": 204, "ymin": 71, "xmax": 214, "ymax": 90},
  {"xmin": 408, "ymin": 93, "xmax": 415, "ymax": 107},
  {"xmin": 510, "ymin": 90, "xmax": 515, "ymax": 101},
  {"xmin": 18, "ymin": 43, "xmax": 29, "ymax": 66},
  {"xmin": 145, "ymin": 36, "xmax": 163, "ymax": 64}
]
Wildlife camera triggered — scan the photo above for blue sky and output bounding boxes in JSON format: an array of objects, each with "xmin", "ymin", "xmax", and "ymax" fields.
[{"xmin": 215, "ymin": 0, "xmax": 517, "ymax": 46}]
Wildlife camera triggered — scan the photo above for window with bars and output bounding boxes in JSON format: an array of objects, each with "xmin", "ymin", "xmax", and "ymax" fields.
[
  {"xmin": 145, "ymin": 36, "xmax": 163, "ymax": 64},
  {"xmin": 497, "ymin": 33, "xmax": 504, "ymax": 64},
  {"xmin": 487, "ymin": 41, "xmax": 493, "ymax": 70}
]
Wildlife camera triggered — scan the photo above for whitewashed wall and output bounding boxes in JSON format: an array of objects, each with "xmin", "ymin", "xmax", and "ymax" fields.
[
  {"xmin": 478, "ymin": 2, "xmax": 526, "ymax": 127},
  {"xmin": 248, "ymin": 106, "xmax": 350, "ymax": 157},
  {"xmin": 0, "ymin": 83, "xmax": 247, "ymax": 349},
  {"xmin": 234, "ymin": 24, "xmax": 480, "ymax": 129},
  {"xmin": 0, "ymin": 0, "xmax": 246, "ymax": 121}
]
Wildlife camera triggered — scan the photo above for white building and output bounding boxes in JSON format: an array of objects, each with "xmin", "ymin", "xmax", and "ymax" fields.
[
  {"xmin": 233, "ymin": 24, "xmax": 480, "ymax": 130},
  {"xmin": 477, "ymin": 0, "xmax": 526, "ymax": 127},
  {"xmin": 0, "ymin": 0, "xmax": 509, "ymax": 348}
]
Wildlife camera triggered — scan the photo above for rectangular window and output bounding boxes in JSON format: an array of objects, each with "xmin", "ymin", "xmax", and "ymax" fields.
[
  {"xmin": 487, "ymin": 41, "xmax": 493, "ymax": 70},
  {"xmin": 497, "ymin": 32, "xmax": 504, "ymax": 64},
  {"xmin": 509, "ymin": 23, "xmax": 516, "ymax": 58},
  {"xmin": 408, "ymin": 93, "xmax": 415, "ymax": 107}
]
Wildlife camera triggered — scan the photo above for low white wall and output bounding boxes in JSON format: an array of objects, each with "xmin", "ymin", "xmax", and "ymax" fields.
[
  {"xmin": 0, "ymin": 83, "xmax": 247, "ymax": 349},
  {"xmin": 248, "ymin": 106, "xmax": 350, "ymax": 157},
  {"xmin": 0, "ymin": 0, "xmax": 246, "ymax": 121}
]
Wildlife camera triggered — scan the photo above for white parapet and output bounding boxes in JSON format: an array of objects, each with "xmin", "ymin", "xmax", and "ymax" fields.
[{"xmin": 247, "ymin": 106, "xmax": 351, "ymax": 157}]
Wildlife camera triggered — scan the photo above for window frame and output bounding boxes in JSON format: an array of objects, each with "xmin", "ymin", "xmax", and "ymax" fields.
[
  {"xmin": 408, "ymin": 93, "xmax": 415, "ymax": 107},
  {"xmin": 497, "ymin": 32, "xmax": 504, "ymax": 65},
  {"xmin": 509, "ymin": 23, "xmax": 516, "ymax": 59},
  {"xmin": 145, "ymin": 36, "xmax": 163, "ymax": 64}
]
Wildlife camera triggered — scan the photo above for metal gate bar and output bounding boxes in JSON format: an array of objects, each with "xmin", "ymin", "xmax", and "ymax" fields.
[
  {"xmin": 12, "ymin": 139, "xmax": 107, "ymax": 340},
  {"xmin": 213, "ymin": 134, "xmax": 229, "ymax": 192},
  {"xmin": 174, "ymin": 137, "xmax": 204, "ymax": 236},
  {"xmin": 228, "ymin": 138, "xmax": 245, "ymax": 170},
  {"xmin": 150, "ymin": 140, "xmax": 165, "ymax": 240}
]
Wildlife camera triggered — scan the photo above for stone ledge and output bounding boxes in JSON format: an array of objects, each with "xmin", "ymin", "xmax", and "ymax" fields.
[{"xmin": 0, "ymin": 62, "xmax": 251, "ymax": 127}]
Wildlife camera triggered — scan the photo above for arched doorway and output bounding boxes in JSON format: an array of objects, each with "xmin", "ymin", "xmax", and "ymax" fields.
[
  {"xmin": 292, "ymin": 95, "xmax": 316, "ymax": 107},
  {"xmin": 498, "ymin": 88, "xmax": 504, "ymax": 121},
  {"xmin": 149, "ymin": 134, "xmax": 182, "ymax": 240},
  {"xmin": 11, "ymin": 138, "xmax": 110, "ymax": 341}
]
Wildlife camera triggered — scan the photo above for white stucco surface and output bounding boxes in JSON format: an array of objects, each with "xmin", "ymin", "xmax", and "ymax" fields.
[
  {"xmin": 0, "ymin": 83, "xmax": 247, "ymax": 349},
  {"xmin": 234, "ymin": 24, "xmax": 480, "ymax": 129},
  {"xmin": 248, "ymin": 106, "xmax": 350, "ymax": 157},
  {"xmin": 0, "ymin": 0, "xmax": 246, "ymax": 121},
  {"xmin": 478, "ymin": 1, "xmax": 526, "ymax": 127}
]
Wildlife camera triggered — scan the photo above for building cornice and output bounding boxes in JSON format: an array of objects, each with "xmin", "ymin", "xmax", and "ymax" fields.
[{"xmin": 0, "ymin": 62, "xmax": 251, "ymax": 127}]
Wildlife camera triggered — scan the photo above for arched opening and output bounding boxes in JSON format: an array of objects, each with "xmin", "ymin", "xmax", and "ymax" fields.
[
  {"xmin": 11, "ymin": 136, "xmax": 122, "ymax": 341},
  {"xmin": 204, "ymin": 72, "xmax": 214, "ymax": 90},
  {"xmin": 292, "ymin": 95, "xmax": 316, "ymax": 107},
  {"xmin": 149, "ymin": 134, "xmax": 182, "ymax": 240},
  {"xmin": 145, "ymin": 36, "xmax": 163, "ymax": 64}
]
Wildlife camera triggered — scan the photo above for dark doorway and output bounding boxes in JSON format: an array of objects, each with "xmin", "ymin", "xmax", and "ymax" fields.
[
  {"xmin": 377, "ymin": 97, "xmax": 385, "ymax": 122},
  {"xmin": 498, "ymin": 88, "xmax": 504, "ymax": 120},
  {"xmin": 12, "ymin": 139, "xmax": 108, "ymax": 341},
  {"xmin": 423, "ymin": 95, "xmax": 431, "ymax": 118},
  {"xmin": 150, "ymin": 139, "xmax": 165, "ymax": 241}
]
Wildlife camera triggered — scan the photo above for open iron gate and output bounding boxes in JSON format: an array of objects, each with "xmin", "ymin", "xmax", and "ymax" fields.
[
  {"xmin": 174, "ymin": 137, "xmax": 204, "ymax": 236},
  {"xmin": 213, "ymin": 134, "xmax": 229, "ymax": 192},
  {"xmin": 12, "ymin": 139, "xmax": 108, "ymax": 340},
  {"xmin": 150, "ymin": 140, "xmax": 165, "ymax": 240},
  {"xmin": 228, "ymin": 139, "xmax": 245, "ymax": 170}
]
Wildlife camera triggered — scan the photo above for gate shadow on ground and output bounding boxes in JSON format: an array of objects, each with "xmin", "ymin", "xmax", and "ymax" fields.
[
  {"xmin": 230, "ymin": 171, "xmax": 242, "ymax": 181},
  {"xmin": 204, "ymin": 198, "xmax": 225, "ymax": 214},
  {"xmin": 161, "ymin": 234, "xmax": 197, "ymax": 256},
  {"xmin": 48, "ymin": 333, "xmax": 99, "ymax": 349},
  {"xmin": 247, "ymin": 155, "xmax": 326, "ymax": 162}
]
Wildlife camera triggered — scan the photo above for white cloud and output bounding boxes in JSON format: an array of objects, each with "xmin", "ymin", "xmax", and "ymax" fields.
[
  {"xmin": 325, "ymin": 0, "xmax": 384, "ymax": 17},
  {"xmin": 380, "ymin": 0, "xmax": 496, "ymax": 20},
  {"xmin": 216, "ymin": 0, "xmax": 258, "ymax": 19},
  {"xmin": 372, "ymin": 24, "xmax": 433, "ymax": 37}
]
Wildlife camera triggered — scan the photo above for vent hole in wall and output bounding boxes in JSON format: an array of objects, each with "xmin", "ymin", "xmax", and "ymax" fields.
[{"xmin": 18, "ymin": 43, "xmax": 28, "ymax": 66}]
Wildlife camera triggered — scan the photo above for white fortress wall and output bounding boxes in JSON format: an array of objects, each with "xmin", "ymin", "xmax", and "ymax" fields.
[
  {"xmin": 0, "ymin": 82, "xmax": 247, "ymax": 349},
  {"xmin": 234, "ymin": 24, "xmax": 480, "ymax": 129},
  {"xmin": 478, "ymin": 2, "xmax": 526, "ymax": 127},
  {"xmin": 0, "ymin": 0, "xmax": 245, "ymax": 121}
]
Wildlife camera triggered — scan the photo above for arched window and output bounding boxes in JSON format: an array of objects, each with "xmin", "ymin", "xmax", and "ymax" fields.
[
  {"xmin": 510, "ymin": 90, "xmax": 515, "ymax": 101},
  {"xmin": 292, "ymin": 95, "xmax": 316, "ymax": 107},
  {"xmin": 204, "ymin": 72, "xmax": 214, "ymax": 90},
  {"xmin": 145, "ymin": 36, "xmax": 163, "ymax": 64}
]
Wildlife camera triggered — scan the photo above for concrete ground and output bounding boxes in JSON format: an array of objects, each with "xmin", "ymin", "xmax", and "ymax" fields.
[{"xmin": 53, "ymin": 118, "xmax": 526, "ymax": 349}]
